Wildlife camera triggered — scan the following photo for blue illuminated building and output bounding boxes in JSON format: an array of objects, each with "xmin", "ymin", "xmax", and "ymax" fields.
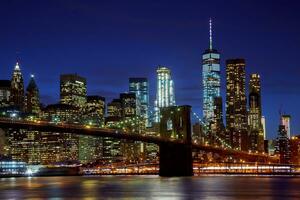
[
  {"xmin": 129, "ymin": 78, "xmax": 150, "ymax": 126},
  {"xmin": 202, "ymin": 19, "xmax": 221, "ymax": 126}
]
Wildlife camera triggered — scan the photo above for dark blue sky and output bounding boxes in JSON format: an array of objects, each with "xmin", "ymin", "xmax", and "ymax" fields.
[{"xmin": 0, "ymin": 0, "xmax": 300, "ymax": 139}]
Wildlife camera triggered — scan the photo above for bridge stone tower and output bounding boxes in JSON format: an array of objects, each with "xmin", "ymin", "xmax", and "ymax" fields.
[{"xmin": 159, "ymin": 105, "xmax": 193, "ymax": 176}]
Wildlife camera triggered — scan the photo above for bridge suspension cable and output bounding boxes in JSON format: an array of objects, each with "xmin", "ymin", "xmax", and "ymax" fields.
[{"xmin": 191, "ymin": 109, "xmax": 232, "ymax": 149}]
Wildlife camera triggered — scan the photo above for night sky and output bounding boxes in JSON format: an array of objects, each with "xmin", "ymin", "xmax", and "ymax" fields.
[{"xmin": 0, "ymin": 0, "xmax": 300, "ymax": 139}]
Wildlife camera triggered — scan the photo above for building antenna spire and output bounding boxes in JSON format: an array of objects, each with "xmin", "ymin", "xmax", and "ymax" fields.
[{"xmin": 209, "ymin": 18, "xmax": 213, "ymax": 50}]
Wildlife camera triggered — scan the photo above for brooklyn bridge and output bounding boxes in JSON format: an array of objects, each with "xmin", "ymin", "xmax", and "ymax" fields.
[{"xmin": 0, "ymin": 105, "xmax": 277, "ymax": 177}]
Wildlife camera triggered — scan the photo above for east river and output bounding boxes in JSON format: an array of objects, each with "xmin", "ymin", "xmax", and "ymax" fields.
[{"xmin": 0, "ymin": 175, "xmax": 300, "ymax": 199}]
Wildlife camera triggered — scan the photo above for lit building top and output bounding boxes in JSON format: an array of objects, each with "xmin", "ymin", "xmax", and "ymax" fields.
[
  {"xmin": 154, "ymin": 66, "xmax": 175, "ymax": 122},
  {"xmin": 60, "ymin": 74, "xmax": 87, "ymax": 108},
  {"xmin": 156, "ymin": 66, "xmax": 175, "ymax": 108},
  {"xmin": 10, "ymin": 62, "xmax": 25, "ymax": 110}
]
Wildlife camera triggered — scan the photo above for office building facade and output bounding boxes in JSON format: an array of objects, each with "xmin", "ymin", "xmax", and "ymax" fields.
[
  {"xmin": 129, "ymin": 78, "xmax": 149, "ymax": 126},
  {"xmin": 60, "ymin": 74, "xmax": 87, "ymax": 109},
  {"xmin": 225, "ymin": 59, "xmax": 247, "ymax": 151},
  {"xmin": 0, "ymin": 80, "xmax": 11, "ymax": 108},
  {"xmin": 25, "ymin": 75, "xmax": 40, "ymax": 115},
  {"xmin": 248, "ymin": 74, "xmax": 264, "ymax": 152}
]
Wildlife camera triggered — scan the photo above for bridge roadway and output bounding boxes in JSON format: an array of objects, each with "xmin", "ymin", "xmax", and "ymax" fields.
[{"xmin": 0, "ymin": 118, "xmax": 274, "ymax": 162}]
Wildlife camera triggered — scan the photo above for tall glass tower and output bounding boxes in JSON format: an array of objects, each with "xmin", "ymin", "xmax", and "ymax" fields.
[
  {"xmin": 129, "ymin": 78, "xmax": 149, "ymax": 126},
  {"xmin": 154, "ymin": 66, "xmax": 175, "ymax": 122},
  {"xmin": 202, "ymin": 19, "xmax": 221, "ymax": 126}
]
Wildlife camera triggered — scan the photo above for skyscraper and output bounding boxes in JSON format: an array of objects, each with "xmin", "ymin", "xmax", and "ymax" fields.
[
  {"xmin": 0, "ymin": 80, "xmax": 11, "ymax": 108},
  {"xmin": 104, "ymin": 98, "xmax": 123, "ymax": 162},
  {"xmin": 248, "ymin": 74, "xmax": 264, "ymax": 152},
  {"xmin": 120, "ymin": 93, "xmax": 137, "ymax": 118},
  {"xmin": 83, "ymin": 96, "xmax": 105, "ymax": 126},
  {"xmin": 154, "ymin": 66, "xmax": 175, "ymax": 122},
  {"xmin": 10, "ymin": 62, "xmax": 24, "ymax": 110},
  {"xmin": 281, "ymin": 115, "xmax": 291, "ymax": 138},
  {"xmin": 202, "ymin": 19, "xmax": 221, "ymax": 126},
  {"xmin": 129, "ymin": 78, "xmax": 149, "ymax": 126},
  {"xmin": 60, "ymin": 74, "xmax": 87, "ymax": 108},
  {"xmin": 211, "ymin": 97, "xmax": 225, "ymax": 145},
  {"xmin": 25, "ymin": 75, "xmax": 40, "ymax": 115},
  {"xmin": 107, "ymin": 99, "xmax": 122, "ymax": 119},
  {"xmin": 261, "ymin": 116, "xmax": 266, "ymax": 139},
  {"xmin": 275, "ymin": 125, "xmax": 291, "ymax": 164},
  {"xmin": 226, "ymin": 59, "xmax": 247, "ymax": 151}
]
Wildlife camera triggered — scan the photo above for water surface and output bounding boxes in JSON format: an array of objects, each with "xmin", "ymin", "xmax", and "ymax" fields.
[{"xmin": 0, "ymin": 175, "xmax": 299, "ymax": 199}]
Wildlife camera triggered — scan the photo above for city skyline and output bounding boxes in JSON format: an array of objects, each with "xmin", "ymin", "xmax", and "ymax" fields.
[{"xmin": 1, "ymin": 0, "xmax": 300, "ymax": 139}]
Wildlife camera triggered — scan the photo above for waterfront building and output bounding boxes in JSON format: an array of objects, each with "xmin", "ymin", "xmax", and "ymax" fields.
[
  {"xmin": 248, "ymin": 74, "xmax": 264, "ymax": 152},
  {"xmin": 104, "ymin": 99, "xmax": 123, "ymax": 162},
  {"xmin": 5, "ymin": 129, "xmax": 79, "ymax": 165},
  {"xmin": 53, "ymin": 73, "xmax": 87, "ymax": 163},
  {"xmin": 129, "ymin": 78, "xmax": 149, "ymax": 126},
  {"xmin": 154, "ymin": 66, "xmax": 175, "ymax": 122},
  {"xmin": 79, "ymin": 96, "xmax": 105, "ymax": 164},
  {"xmin": 0, "ymin": 80, "xmax": 11, "ymax": 108},
  {"xmin": 78, "ymin": 96, "xmax": 105, "ymax": 164},
  {"xmin": 25, "ymin": 75, "xmax": 40, "ymax": 115},
  {"xmin": 120, "ymin": 92, "xmax": 144, "ymax": 163},
  {"xmin": 5, "ymin": 102, "xmax": 80, "ymax": 164},
  {"xmin": 281, "ymin": 115, "xmax": 291, "ymax": 138},
  {"xmin": 225, "ymin": 59, "xmax": 248, "ymax": 151},
  {"xmin": 290, "ymin": 135, "xmax": 300, "ymax": 164},
  {"xmin": 60, "ymin": 74, "xmax": 87, "ymax": 109},
  {"xmin": 202, "ymin": 19, "xmax": 221, "ymax": 126},
  {"xmin": 79, "ymin": 135, "xmax": 103, "ymax": 164},
  {"xmin": 10, "ymin": 62, "xmax": 24, "ymax": 111},
  {"xmin": 275, "ymin": 125, "xmax": 291, "ymax": 164}
]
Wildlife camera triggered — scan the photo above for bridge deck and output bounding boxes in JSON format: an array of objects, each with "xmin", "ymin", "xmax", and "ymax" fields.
[{"xmin": 0, "ymin": 118, "xmax": 276, "ymax": 162}]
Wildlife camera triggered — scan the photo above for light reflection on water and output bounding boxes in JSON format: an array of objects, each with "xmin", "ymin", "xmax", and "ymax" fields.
[{"xmin": 0, "ymin": 175, "xmax": 300, "ymax": 199}]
